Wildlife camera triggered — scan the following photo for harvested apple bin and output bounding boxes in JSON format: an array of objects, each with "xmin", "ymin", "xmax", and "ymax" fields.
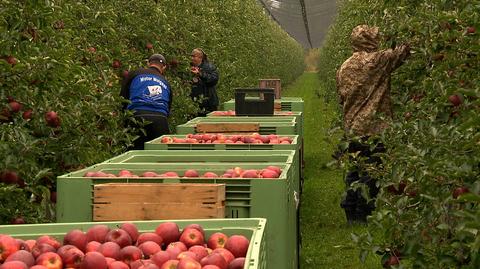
[
  {"xmin": 209, "ymin": 110, "xmax": 294, "ymax": 116},
  {"xmin": 84, "ymin": 165, "xmax": 283, "ymax": 179},
  {"xmin": 160, "ymin": 133, "xmax": 293, "ymax": 144},
  {"xmin": 0, "ymin": 220, "xmax": 261, "ymax": 269}
]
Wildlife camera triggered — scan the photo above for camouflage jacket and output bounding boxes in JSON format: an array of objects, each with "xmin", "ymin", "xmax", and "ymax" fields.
[{"xmin": 336, "ymin": 25, "xmax": 410, "ymax": 136}]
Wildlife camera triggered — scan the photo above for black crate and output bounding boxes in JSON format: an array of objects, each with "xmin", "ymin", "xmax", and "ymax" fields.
[{"xmin": 234, "ymin": 88, "xmax": 274, "ymax": 116}]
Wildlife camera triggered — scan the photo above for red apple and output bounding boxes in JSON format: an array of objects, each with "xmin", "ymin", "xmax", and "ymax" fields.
[
  {"xmin": 466, "ymin": 26, "xmax": 476, "ymax": 34},
  {"xmin": 136, "ymin": 232, "xmax": 163, "ymax": 246},
  {"xmin": 122, "ymin": 70, "xmax": 129, "ymax": 78},
  {"xmin": 138, "ymin": 241, "xmax": 161, "ymax": 258},
  {"xmin": 163, "ymin": 171, "xmax": 179, "ymax": 178},
  {"xmin": 57, "ymin": 245, "xmax": 84, "ymax": 268},
  {"xmin": 155, "ymin": 222, "xmax": 181, "ymax": 246},
  {"xmin": 108, "ymin": 261, "xmax": 130, "ymax": 269},
  {"xmin": 207, "ymin": 233, "xmax": 228, "ymax": 250},
  {"xmin": 165, "ymin": 245, "xmax": 183, "ymax": 260},
  {"xmin": 31, "ymin": 244, "xmax": 56, "ymax": 259},
  {"xmin": 0, "ymin": 261, "xmax": 28, "ymax": 269},
  {"xmin": 151, "ymin": 251, "xmax": 170, "ymax": 268},
  {"xmin": 452, "ymin": 187, "xmax": 469, "ymax": 199},
  {"xmin": 44, "ymin": 111, "xmax": 60, "ymax": 128},
  {"xmin": 180, "ymin": 228, "xmax": 205, "ymax": 248},
  {"xmin": 10, "ymin": 218, "xmax": 25, "ymax": 225},
  {"xmin": 227, "ymin": 257, "xmax": 245, "ymax": 269},
  {"xmin": 0, "ymin": 171, "xmax": 19, "ymax": 185},
  {"xmin": 184, "ymin": 169, "xmax": 199, "ymax": 177},
  {"xmin": 120, "ymin": 222, "xmax": 139, "ymax": 242},
  {"xmin": 4, "ymin": 250, "xmax": 34, "ymax": 267},
  {"xmin": 160, "ymin": 260, "xmax": 179, "ymax": 269},
  {"xmin": 119, "ymin": 245, "xmax": 142, "ymax": 264},
  {"xmin": 383, "ymin": 255, "xmax": 400, "ymax": 268},
  {"xmin": 211, "ymin": 249, "xmax": 234, "ymax": 264},
  {"xmin": 87, "ymin": 47, "xmax": 96, "ymax": 53},
  {"xmin": 98, "ymin": 242, "xmax": 121, "ymax": 260},
  {"xmin": 177, "ymin": 251, "xmax": 199, "ymax": 262},
  {"xmin": 79, "ymin": 251, "xmax": 107, "ymax": 269},
  {"xmin": 16, "ymin": 239, "xmax": 30, "ymax": 251},
  {"xmin": 105, "ymin": 257, "xmax": 115, "ymax": 266},
  {"xmin": 161, "ymin": 136, "xmax": 173, "ymax": 143},
  {"xmin": 266, "ymin": 166, "xmax": 281, "ymax": 175},
  {"xmin": 36, "ymin": 236, "xmax": 61, "ymax": 250},
  {"xmin": 188, "ymin": 246, "xmax": 209, "ymax": 260},
  {"xmin": 30, "ymin": 266, "xmax": 48, "ymax": 269},
  {"xmin": 260, "ymin": 169, "xmax": 279, "ymax": 179},
  {"xmin": 35, "ymin": 252, "xmax": 63, "ymax": 269},
  {"xmin": 8, "ymin": 101, "xmax": 22, "ymax": 113},
  {"xmin": 139, "ymin": 263, "xmax": 159, "ymax": 269},
  {"xmin": 142, "ymin": 171, "xmax": 159, "ymax": 177},
  {"xmin": 448, "ymin": 94, "xmax": 462, "ymax": 106},
  {"xmin": 112, "ymin": 60, "xmax": 122, "ymax": 69},
  {"xmin": 64, "ymin": 229, "xmax": 88, "ymax": 252},
  {"xmin": 200, "ymin": 253, "xmax": 227, "ymax": 269},
  {"xmin": 224, "ymin": 235, "xmax": 249, "ymax": 258},
  {"xmin": 177, "ymin": 258, "xmax": 201, "ymax": 269},
  {"xmin": 167, "ymin": 241, "xmax": 187, "ymax": 252},
  {"xmin": 240, "ymin": 170, "xmax": 258, "ymax": 178},
  {"xmin": 118, "ymin": 170, "xmax": 134, "ymax": 177},
  {"xmin": 86, "ymin": 225, "xmax": 110, "ymax": 243},
  {"xmin": 146, "ymin": 43, "xmax": 154, "ymax": 50},
  {"xmin": 105, "ymin": 229, "xmax": 132, "ymax": 248},
  {"xmin": 85, "ymin": 241, "xmax": 101, "ymax": 253},
  {"xmin": 5, "ymin": 56, "xmax": 17, "ymax": 65},
  {"xmin": 202, "ymin": 172, "xmax": 218, "ymax": 178},
  {"xmin": 203, "ymin": 266, "xmax": 221, "ymax": 269},
  {"xmin": 131, "ymin": 259, "xmax": 156, "ymax": 269}
]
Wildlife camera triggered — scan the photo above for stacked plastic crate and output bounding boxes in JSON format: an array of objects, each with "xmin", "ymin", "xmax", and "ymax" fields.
[{"xmin": 3, "ymin": 88, "xmax": 304, "ymax": 269}]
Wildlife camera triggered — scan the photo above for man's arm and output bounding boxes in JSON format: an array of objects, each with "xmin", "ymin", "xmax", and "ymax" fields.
[
  {"xmin": 381, "ymin": 44, "xmax": 410, "ymax": 71},
  {"xmin": 119, "ymin": 70, "xmax": 138, "ymax": 110}
]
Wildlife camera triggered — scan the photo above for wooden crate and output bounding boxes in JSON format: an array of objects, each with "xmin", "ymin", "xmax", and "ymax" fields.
[
  {"xmin": 259, "ymin": 79, "xmax": 281, "ymax": 99},
  {"xmin": 196, "ymin": 123, "xmax": 260, "ymax": 133},
  {"xmin": 93, "ymin": 183, "xmax": 225, "ymax": 221}
]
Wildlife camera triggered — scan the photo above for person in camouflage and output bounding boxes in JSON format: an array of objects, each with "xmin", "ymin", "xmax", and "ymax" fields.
[{"xmin": 336, "ymin": 24, "xmax": 410, "ymax": 224}]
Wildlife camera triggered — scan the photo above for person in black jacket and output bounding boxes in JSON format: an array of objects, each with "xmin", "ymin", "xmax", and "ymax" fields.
[
  {"xmin": 120, "ymin": 54, "xmax": 172, "ymax": 150},
  {"xmin": 190, "ymin": 48, "xmax": 219, "ymax": 116}
]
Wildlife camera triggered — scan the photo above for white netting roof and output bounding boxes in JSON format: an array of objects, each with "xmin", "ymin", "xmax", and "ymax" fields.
[{"xmin": 258, "ymin": 0, "xmax": 337, "ymax": 48}]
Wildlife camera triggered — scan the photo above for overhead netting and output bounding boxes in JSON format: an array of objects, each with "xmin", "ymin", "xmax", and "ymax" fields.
[{"xmin": 258, "ymin": 0, "xmax": 337, "ymax": 48}]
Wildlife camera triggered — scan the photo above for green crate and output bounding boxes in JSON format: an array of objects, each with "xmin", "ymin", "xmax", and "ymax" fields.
[
  {"xmin": 176, "ymin": 118, "xmax": 298, "ymax": 136},
  {"xmin": 0, "ymin": 218, "xmax": 267, "ymax": 269},
  {"xmin": 207, "ymin": 111, "xmax": 303, "ymax": 135},
  {"xmin": 57, "ymin": 162, "xmax": 296, "ymax": 269},
  {"xmin": 143, "ymin": 137, "xmax": 302, "ymax": 195},
  {"xmin": 223, "ymin": 97, "xmax": 304, "ymax": 112},
  {"xmin": 102, "ymin": 150, "xmax": 296, "ymax": 164}
]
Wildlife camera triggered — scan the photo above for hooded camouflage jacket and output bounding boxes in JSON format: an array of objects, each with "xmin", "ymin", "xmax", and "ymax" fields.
[{"xmin": 336, "ymin": 25, "xmax": 410, "ymax": 136}]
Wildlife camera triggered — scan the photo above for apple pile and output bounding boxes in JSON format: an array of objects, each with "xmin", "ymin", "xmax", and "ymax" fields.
[
  {"xmin": 160, "ymin": 133, "xmax": 293, "ymax": 144},
  {"xmin": 83, "ymin": 165, "xmax": 282, "ymax": 179},
  {"xmin": 210, "ymin": 111, "xmax": 294, "ymax": 116},
  {"xmin": 0, "ymin": 222, "xmax": 250, "ymax": 269}
]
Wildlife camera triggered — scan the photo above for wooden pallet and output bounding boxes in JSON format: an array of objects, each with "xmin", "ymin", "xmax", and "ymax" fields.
[{"xmin": 93, "ymin": 183, "xmax": 225, "ymax": 221}]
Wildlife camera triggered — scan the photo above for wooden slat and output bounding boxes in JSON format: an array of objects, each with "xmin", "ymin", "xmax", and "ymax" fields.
[
  {"xmin": 274, "ymin": 103, "xmax": 282, "ymax": 111},
  {"xmin": 196, "ymin": 123, "xmax": 259, "ymax": 133},
  {"xmin": 93, "ymin": 183, "xmax": 225, "ymax": 221}
]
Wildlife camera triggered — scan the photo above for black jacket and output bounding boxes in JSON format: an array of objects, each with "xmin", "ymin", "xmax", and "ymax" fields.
[{"xmin": 190, "ymin": 61, "xmax": 219, "ymax": 112}]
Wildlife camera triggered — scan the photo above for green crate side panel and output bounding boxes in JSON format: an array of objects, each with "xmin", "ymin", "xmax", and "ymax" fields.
[
  {"xmin": 145, "ymin": 135, "xmax": 300, "ymax": 149},
  {"xmin": 0, "ymin": 218, "xmax": 267, "ymax": 269},
  {"xmin": 223, "ymin": 98, "xmax": 304, "ymax": 112},
  {"xmin": 56, "ymin": 178, "xmax": 93, "ymax": 223},
  {"xmin": 187, "ymin": 116, "xmax": 297, "ymax": 123},
  {"xmin": 176, "ymin": 124, "xmax": 297, "ymax": 136},
  {"xmin": 249, "ymin": 180, "xmax": 291, "ymax": 269},
  {"xmin": 102, "ymin": 150, "xmax": 296, "ymax": 164}
]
